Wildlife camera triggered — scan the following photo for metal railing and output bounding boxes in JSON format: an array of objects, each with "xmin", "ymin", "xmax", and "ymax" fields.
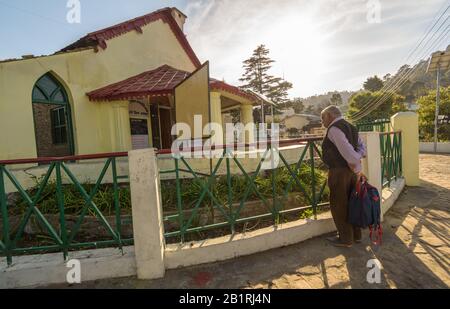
[
  {"xmin": 158, "ymin": 137, "xmax": 330, "ymax": 243},
  {"xmin": 0, "ymin": 153, "xmax": 131, "ymax": 266},
  {"xmin": 356, "ymin": 119, "xmax": 391, "ymax": 132},
  {"xmin": 380, "ymin": 131, "xmax": 403, "ymax": 188},
  {"xmin": 1, "ymin": 138, "xmax": 330, "ymax": 264}
]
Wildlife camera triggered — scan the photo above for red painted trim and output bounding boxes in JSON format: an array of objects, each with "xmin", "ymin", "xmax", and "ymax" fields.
[
  {"xmin": 0, "ymin": 152, "xmax": 128, "ymax": 166},
  {"xmin": 61, "ymin": 8, "xmax": 201, "ymax": 69},
  {"xmin": 380, "ymin": 131, "xmax": 402, "ymax": 136},
  {"xmin": 210, "ymin": 80, "xmax": 256, "ymax": 102},
  {"xmin": 0, "ymin": 137, "xmax": 323, "ymax": 165},
  {"xmin": 88, "ymin": 89, "xmax": 174, "ymax": 102},
  {"xmin": 156, "ymin": 137, "xmax": 322, "ymax": 155}
]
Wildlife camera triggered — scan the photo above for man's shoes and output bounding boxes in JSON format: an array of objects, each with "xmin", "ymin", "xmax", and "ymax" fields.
[
  {"xmin": 326, "ymin": 236, "xmax": 353, "ymax": 248},
  {"xmin": 326, "ymin": 235, "xmax": 340, "ymax": 242}
]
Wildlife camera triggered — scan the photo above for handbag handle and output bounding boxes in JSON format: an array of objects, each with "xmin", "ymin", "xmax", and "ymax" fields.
[{"xmin": 356, "ymin": 175, "xmax": 368, "ymax": 197}]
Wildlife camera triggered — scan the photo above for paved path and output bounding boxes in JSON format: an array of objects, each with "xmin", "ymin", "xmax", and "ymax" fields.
[{"xmin": 50, "ymin": 154, "xmax": 450, "ymax": 289}]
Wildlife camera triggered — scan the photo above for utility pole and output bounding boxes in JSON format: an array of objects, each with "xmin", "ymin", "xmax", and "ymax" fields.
[
  {"xmin": 434, "ymin": 65, "xmax": 440, "ymax": 153},
  {"xmin": 426, "ymin": 46, "xmax": 449, "ymax": 153}
]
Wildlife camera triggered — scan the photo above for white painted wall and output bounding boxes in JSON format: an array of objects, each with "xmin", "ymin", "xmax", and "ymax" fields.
[{"xmin": 419, "ymin": 142, "xmax": 450, "ymax": 154}]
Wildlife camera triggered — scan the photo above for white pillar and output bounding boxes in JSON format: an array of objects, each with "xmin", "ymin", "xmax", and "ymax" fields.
[
  {"xmin": 112, "ymin": 101, "xmax": 132, "ymax": 152},
  {"xmin": 129, "ymin": 148, "xmax": 165, "ymax": 279},
  {"xmin": 391, "ymin": 112, "xmax": 420, "ymax": 186},
  {"xmin": 240, "ymin": 104, "xmax": 255, "ymax": 145},
  {"xmin": 361, "ymin": 132, "xmax": 383, "ymax": 195},
  {"xmin": 209, "ymin": 92, "xmax": 224, "ymax": 146},
  {"xmin": 361, "ymin": 132, "xmax": 384, "ymax": 221}
]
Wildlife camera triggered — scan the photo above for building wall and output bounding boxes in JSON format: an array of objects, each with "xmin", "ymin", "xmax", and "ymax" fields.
[
  {"xmin": 0, "ymin": 19, "xmax": 197, "ymax": 160},
  {"xmin": 283, "ymin": 115, "xmax": 310, "ymax": 131}
]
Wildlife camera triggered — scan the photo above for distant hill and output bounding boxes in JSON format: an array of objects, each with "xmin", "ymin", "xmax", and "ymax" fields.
[
  {"xmin": 301, "ymin": 91, "xmax": 355, "ymax": 108},
  {"xmin": 288, "ymin": 48, "xmax": 450, "ymax": 117},
  {"xmin": 289, "ymin": 91, "xmax": 356, "ymax": 116},
  {"xmin": 382, "ymin": 59, "xmax": 450, "ymax": 103}
]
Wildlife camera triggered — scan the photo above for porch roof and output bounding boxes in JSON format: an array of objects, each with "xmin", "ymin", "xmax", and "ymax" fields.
[{"xmin": 87, "ymin": 65, "xmax": 257, "ymax": 103}]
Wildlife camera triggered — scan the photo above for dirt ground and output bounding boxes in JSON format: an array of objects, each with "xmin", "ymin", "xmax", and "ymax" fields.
[{"xmin": 48, "ymin": 154, "xmax": 450, "ymax": 289}]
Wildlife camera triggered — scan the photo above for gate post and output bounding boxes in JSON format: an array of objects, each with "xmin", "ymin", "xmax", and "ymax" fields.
[
  {"xmin": 129, "ymin": 148, "xmax": 165, "ymax": 279},
  {"xmin": 361, "ymin": 132, "xmax": 383, "ymax": 194},
  {"xmin": 391, "ymin": 112, "xmax": 420, "ymax": 186},
  {"xmin": 360, "ymin": 132, "xmax": 384, "ymax": 220}
]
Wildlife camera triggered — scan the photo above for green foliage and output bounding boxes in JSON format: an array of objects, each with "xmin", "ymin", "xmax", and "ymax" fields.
[
  {"xmin": 363, "ymin": 75, "xmax": 384, "ymax": 92},
  {"xmin": 330, "ymin": 93, "xmax": 343, "ymax": 106},
  {"xmin": 10, "ymin": 164, "xmax": 329, "ymax": 221},
  {"xmin": 418, "ymin": 86, "xmax": 450, "ymax": 142},
  {"xmin": 161, "ymin": 164, "xmax": 329, "ymax": 210},
  {"xmin": 287, "ymin": 127, "xmax": 300, "ymax": 137},
  {"xmin": 384, "ymin": 61, "xmax": 450, "ymax": 102},
  {"xmin": 347, "ymin": 91, "xmax": 407, "ymax": 122},
  {"xmin": 13, "ymin": 178, "xmax": 131, "ymax": 217},
  {"xmin": 292, "ymin": 99, "xmax": 305, "ymax": 114},
  {"xmin": 281, "ymin": 98, "xmax": 304, "ymax": 114}
]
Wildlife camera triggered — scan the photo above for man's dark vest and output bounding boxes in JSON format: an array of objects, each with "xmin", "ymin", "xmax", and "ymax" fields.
[{"xmin": 322, "ymin": 119, "xmax": 359, "ymax": 169}]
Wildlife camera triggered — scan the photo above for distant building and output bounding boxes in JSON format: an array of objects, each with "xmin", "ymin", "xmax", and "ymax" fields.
[
  {"xmin": 281, "ymin": 114, "xmax": 321, "ymax": 132},
  {"xmin": 406, "ymin": 102, "xmax": 419, "ymax": 111},
  {"xmin": 309, "ymin": 126, "xmax": 326, "ymax": 136}
]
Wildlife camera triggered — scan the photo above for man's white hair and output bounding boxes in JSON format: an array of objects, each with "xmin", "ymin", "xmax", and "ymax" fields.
[{"xmin": 321, "ymin": 105, "xmax": 342, "ymax": 118}]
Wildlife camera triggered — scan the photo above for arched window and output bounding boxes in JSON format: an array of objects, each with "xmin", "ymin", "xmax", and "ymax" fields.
[
  {"xmin": 32, "ymin": 74, "xmax": 69, "ymax": 104},
  {"xmin": 32, "ymin": 73, "xmax": 74, "ymax": 157}
]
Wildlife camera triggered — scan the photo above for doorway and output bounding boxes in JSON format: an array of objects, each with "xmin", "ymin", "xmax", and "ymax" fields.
[
  {"xmin": 129, "ymin": 101, "xmax": 150, "ymax": 150},
  {"xmin": 159, "ymin": 107, "xmax": 173, "ymax": 150}
]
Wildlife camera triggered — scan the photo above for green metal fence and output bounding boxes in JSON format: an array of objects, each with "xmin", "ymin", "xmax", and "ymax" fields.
[
  {"xmin": 380, "ymin": 131, "xmax": 403, "ymax": 188},
  {"xmin": 1, "ymin": 138, "xmax": 330, "ymax": 264},
  {"xmin": 356, "ymin": 119, "xmax": 391, "ymax": 132},
  {"xmin": 158, "ymin": 137, "xmax": 330, "ymax": 243},
  {"xmin": 0, "ymin": 153, "xmax": 132, "ymax": 266}
]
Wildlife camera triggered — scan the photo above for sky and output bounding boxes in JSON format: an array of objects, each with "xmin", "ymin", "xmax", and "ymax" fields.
[{"xmin": 0, "ymin": 0, "xmax": 448, "ymax": 97}]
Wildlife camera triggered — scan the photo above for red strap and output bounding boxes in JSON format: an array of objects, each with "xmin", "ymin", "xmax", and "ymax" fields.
[
  {"xmin": 356, "ymin": 176, "xmax": 367, "ymax": 196},
  {"xmin": 356, "ymin": 178, "xmax": 361, "ymax": 195},
  {"xmin": 369, "ymin": 225, "xmax": 383, "ymax": 246}
]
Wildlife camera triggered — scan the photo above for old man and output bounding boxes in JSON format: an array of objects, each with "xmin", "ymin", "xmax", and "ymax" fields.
[{"xmin": 321, "ymin": 106, "xmax": 367, "ymax": 247}]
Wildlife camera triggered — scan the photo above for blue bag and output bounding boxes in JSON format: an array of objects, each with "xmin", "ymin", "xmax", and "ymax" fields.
[{"xmin": 348, "ymin": 177, "xmax": 383, "ymax": 245}]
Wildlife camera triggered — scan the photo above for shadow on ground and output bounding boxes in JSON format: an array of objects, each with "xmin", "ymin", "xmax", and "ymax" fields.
[{"xmin": 47, "ymin": 155, "xmax": 450, "ymax": 289}]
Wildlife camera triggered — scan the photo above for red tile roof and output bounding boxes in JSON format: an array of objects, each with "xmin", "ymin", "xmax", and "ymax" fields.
[
  {"xmin": 61, "ymin": 7, "xmax": 201, "ymax": 68},
  {"xmin": 87, "ymin": 65, "xmax": 191, "ymax": 101},
  {"xmin": 209, "ymin": 79, "xmax": 256, "ymax": 102},
  {"xmin": 87, "ymin": 65, "xmax": 256, "ymax": 103}
]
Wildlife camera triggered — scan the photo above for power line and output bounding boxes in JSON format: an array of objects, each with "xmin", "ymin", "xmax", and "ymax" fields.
[
  {"xmin": 351, "ymin": 6, "xmax": 450, "ymax": 120},
  {"xmin": 352, "ymin": 22, "xmax": 450, "ymax": 120},
  {"xmin": 351, "ymin": 12, "xmax": 449, "ymax": 120},
  {"xmin": 0, "ymin": 0, "xmax": 74, "ymax": 29},
  {"xmin": 350, "ymin": 3, "xmax": 450, "ymax": 121},
  {"xmin": 352, "ymin": 22, "xmax": 450, "ymax": 121}
]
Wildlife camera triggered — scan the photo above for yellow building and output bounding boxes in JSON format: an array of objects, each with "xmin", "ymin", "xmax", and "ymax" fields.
[
  {"xmin": 0, "ymin": 7, "xmax": 258, "ymax": 160},
  {"xmin": 281, "ymin": 114, "xmax": 321, "ymax": 132}
]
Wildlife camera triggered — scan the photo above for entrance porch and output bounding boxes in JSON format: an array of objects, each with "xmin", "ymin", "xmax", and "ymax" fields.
[{"xmin": 87, "ymin": 64, "xmax": 261, "ymax": 151}]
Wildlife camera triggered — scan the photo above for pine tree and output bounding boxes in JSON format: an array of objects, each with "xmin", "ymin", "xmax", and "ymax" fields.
[{"xmin": 239, "ymin": 44, "xmax": 293, "ymax": 109}]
